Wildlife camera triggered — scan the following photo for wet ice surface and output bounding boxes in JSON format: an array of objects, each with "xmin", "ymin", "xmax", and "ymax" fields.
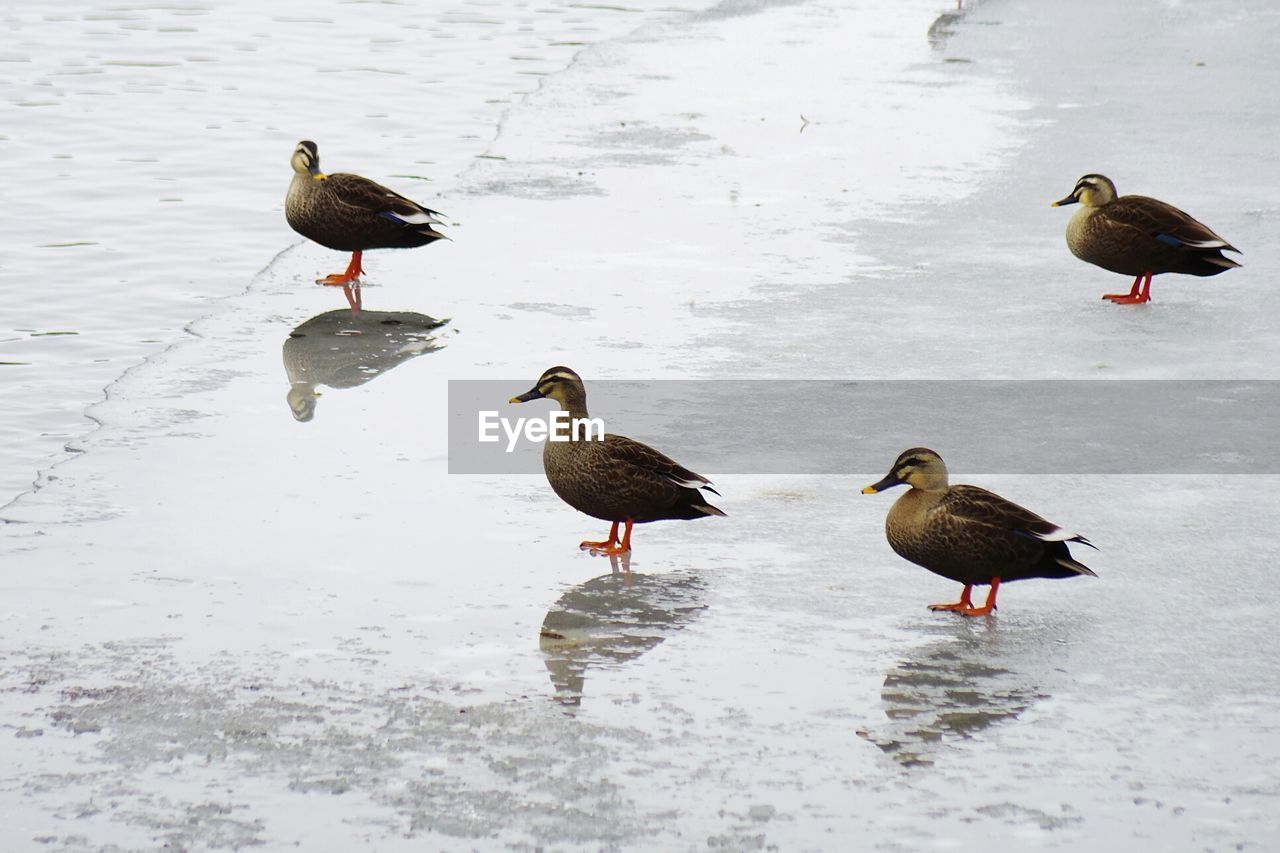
[
  {"xmin": 4, "ymin": 0, "xmax": 1280, "ymax": 850},
  {"xmin": 0, "ymin": 0, "xmax": 687, "ymax": 504}
]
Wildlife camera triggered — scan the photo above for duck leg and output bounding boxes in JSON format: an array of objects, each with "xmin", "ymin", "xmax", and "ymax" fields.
[
  {"xmin": 319, "ymin": 250, "xmax": 364, "ymax": 286},
  {"xmin": 580, "ymin": 521, "xmax": 619, "ymax": 552},
  {"xmin": 1103, "ymin": 272, "xmax": 1152, "ymax": 304},
  {"xmin": 956, "ymin": 577, "xmax": 1000, "ymax": 617},
  {"xmin": 928, "ymin": 584, "xmax": 974, "ymax": 613},
  {"xmin": 584, "ymin": 520, "xmax": 633, "ymax": 556}
]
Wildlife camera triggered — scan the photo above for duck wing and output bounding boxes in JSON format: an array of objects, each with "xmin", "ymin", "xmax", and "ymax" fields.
[
  {"xmin": 1111, "ymin": 195, "xmax": 1239, "ymax": 253},
  {"xmin": 325, "ymin": 172, "xmax": 447, "ymax": 228},
  {"xmin": 602, "ymin": 434, "xmax": 720, "ymax": 495},
  {"xmin": 943, "ymin": 485, "xmax": 1094, "ymax": 551}
]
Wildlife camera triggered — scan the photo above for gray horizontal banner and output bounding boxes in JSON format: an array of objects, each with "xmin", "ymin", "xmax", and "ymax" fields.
[{"xmin": 447, "ymin": 380, "xmax": 1279, "ymax": 475}]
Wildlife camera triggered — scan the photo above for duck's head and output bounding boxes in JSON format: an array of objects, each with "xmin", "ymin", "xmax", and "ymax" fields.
[
  {"xmin": 1052, "ymin": 174, "xmax": 1116, "ymax": 208},
  {"xmin": 291, "ymin": 140, "xmax": 325, "ymax": 180},
  {"xmin": 510, "ymin": 366, "xmax": 586, "ymax": 409},
  {"xmin": 862, "ymin": 447, "xmax": 949, "ymax": 494}
]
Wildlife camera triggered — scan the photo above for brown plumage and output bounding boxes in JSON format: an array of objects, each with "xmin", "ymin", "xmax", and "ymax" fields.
[
  {"xmin": 1053, "ymin": 173, "xmax": 1240, "ymax": 304},
  {"xmin": 509, "ymin": 366, "xmax": 725, "ymax": 555},
  {"xmin": 862, "ymin": 448, "xmax": 1095, "ymax": 616},
  {"xmin": 285, "ymin": 140, "xmax": 447, "ymax": 287}
]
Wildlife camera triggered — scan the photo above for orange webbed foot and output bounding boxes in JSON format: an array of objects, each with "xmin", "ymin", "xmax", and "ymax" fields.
[
  {"xmin": 1103, "ymin": 273, "xmax": 1151, "ymax": 304},
  {"xmin": 928, "ymin": 601, "xmax": 997, "ymax": 616},
  {"xmin": 583, "ymin": 543, "xmax": 631, "ymax": 557},
  {"xmin": 580, "ymin": 520, "xmax": 632, "ymax": 557},
  {"xmin": 931, "ymin": 580, "xmax": 1000, "ymax": 617},
  {"xmin": 928, "ymin": 585, "xmax": 973, "ymax": 613},
  {"xmin": 318, "ymin": 251, "xmax": 364, "ymax": 286},
  {"xmin": 580, "ymin": 521, "xmax": 621, "ymax": 554}
]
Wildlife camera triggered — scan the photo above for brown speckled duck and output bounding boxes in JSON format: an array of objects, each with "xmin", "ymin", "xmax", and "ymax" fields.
[
  {"xmin": 1053, "ymin": 173, "xmax": 1240, "ymax": 304},
  {"xmin": 285, "ymin": 140, "xmax": 447, "ymax": 287},
  {"xmin": 510, "ymin": 367, "xmax": 725, "ymax": 556},
  {"xmin": 862, "ymin": 448, "xmax": 1096, "ymax": 616}
]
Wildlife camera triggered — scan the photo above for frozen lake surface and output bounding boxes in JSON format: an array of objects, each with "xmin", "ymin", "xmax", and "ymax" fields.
[{"xmin": 3, "ymin": 0, "xmax": 1280, "ymax": 850}]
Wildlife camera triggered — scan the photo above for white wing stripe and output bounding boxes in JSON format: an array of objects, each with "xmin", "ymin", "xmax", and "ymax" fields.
[
  {"xmin": 669, "ymin": 476, "xmax": 710, "ymax": 489},
  {"xmin": 390, "ymin": 210, "xmax": 439, "ymax": 225}
]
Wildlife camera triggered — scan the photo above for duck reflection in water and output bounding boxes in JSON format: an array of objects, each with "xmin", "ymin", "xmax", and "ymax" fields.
[
  {"xmin": 284, "ymin": 308, "xmax": 448, "ymax": 421},
  {"xmin": 927, "ymin": 0, "xmax": 967, "ymax": 50},
  {"xmin": 858, "ymin": 618, "xmax": 1063, "ymax": 768},
  {"xmin": 539, "ymin": 553, "xmax": 707, "ymax": 707}
]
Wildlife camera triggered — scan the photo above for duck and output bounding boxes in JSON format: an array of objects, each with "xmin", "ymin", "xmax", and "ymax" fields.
[
  {"xmin": 862, "ymin": 448, "xmax": 1095, "ymax": 616},
  {"xmin": 509, "ymin": 367, "xmax": 725, "ymax": 555},
  {"xmin": 1053, "ymin": 173, "xmax": 1240, "ymax": 304},
  {"xmin": 285, "ymin": 140, "xmax": 447, "ymax": 288}
]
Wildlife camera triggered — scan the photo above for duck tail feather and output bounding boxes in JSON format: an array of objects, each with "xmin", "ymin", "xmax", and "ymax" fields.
[
  {"xmin": 1202, "ymin": 253, "xmax": 1242, "ymax": 269},
  {"xmin": 1056, "ymin": 555, "xmax": 1097, "ymax": 577}
]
